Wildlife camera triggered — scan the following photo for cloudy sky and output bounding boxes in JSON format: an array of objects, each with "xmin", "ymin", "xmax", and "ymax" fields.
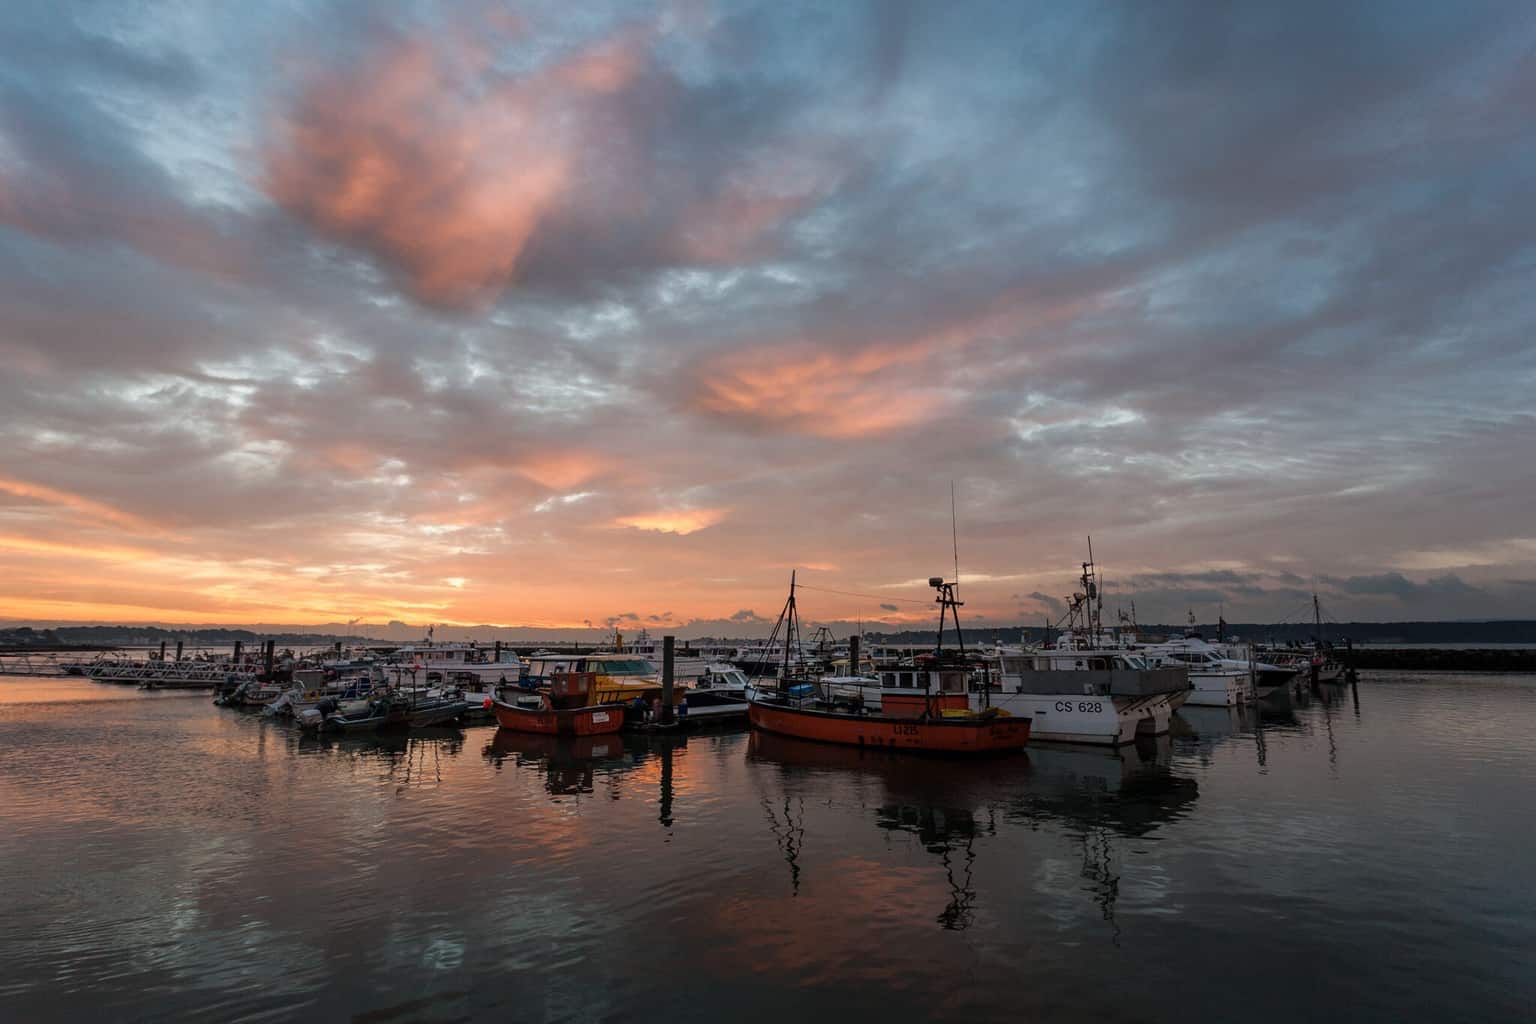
[{"xmin": 1, "ymin": 0, "xmax": 1534, "ymax": 635}]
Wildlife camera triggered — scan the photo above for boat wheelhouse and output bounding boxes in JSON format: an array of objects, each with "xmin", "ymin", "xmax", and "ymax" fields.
[{"xmin": 523, "ymin": 653, "xmax": 665, "ymax": 704}]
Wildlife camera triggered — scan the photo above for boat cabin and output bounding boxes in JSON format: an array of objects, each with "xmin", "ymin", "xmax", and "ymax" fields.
[
  {"xmin": 876, "ymin": 667, "xmax": 970, "ymax": 719},
  {"xmin": 525, "ymin": 655, "xmax": 658, "ymax": 680},
  {"xmin": 996, "ymin": 649, "xmax": 1187, "ymax": 697}
]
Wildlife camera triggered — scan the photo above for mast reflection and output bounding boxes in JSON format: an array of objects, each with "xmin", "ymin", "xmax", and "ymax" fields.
[
  {"xmin": 748, "ymin": 730, "xmax": 1199, "ymax": 938},
  {"xmin": 482, "ymin": 728, "xmax": 625, "ymax": 796}
]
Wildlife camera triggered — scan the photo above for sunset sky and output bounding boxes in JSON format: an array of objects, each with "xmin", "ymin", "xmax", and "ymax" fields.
[{"xmin": 2, "ymin": 1, "xmax": 1534, "ymax": 635}]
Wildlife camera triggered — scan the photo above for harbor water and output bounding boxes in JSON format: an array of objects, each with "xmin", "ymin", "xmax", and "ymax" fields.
[{"xmin": 2, "ymin": 673, "xmax": 1534, "ymax": 1022}]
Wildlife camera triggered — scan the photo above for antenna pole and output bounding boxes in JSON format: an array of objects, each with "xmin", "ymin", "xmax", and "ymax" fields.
[{"xmin": 950, "ymin": 481, "xmax": 960, "ymax": 599}]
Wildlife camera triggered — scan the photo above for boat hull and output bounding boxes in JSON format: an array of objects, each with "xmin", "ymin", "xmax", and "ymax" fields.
[
  {"xmin": 1183, "ymin": 672, "xmax": 1251, "ymax": 706},
  {"xmin": 977, "ymin": 690, "xmax": 1177, "ymax": 746},
  {"xmin": 491, "ymin": 700, "xmax": 624, "ymax": 736},
  {"xmin": 407, "ymin": 700, "xmax": 469, "ymax": 728},
  {"xmin": 747, "ymin": 700, "xmax": 1029, "ymax": 754}
]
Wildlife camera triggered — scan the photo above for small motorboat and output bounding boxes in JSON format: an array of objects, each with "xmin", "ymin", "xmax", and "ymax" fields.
[
  {"xmin": 299, "ymin": 696, "xmax": 405, "ymax": 733},
  {"xmin": 404, "ymin": 696, "xmax": 469, "ymax": 728}
]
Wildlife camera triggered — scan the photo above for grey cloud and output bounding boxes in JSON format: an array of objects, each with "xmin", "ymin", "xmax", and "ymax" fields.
[{"xmin": 1326, "ymin": 573, "xmax": 1480, "ymax": 600}]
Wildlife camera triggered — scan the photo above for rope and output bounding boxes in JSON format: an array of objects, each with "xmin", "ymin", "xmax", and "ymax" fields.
[{"xmin": 795, "ymin": 583, "xmax": 932, "ymax": 605}]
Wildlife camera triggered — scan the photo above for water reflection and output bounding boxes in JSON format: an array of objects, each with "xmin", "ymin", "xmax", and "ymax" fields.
[
  {"xmin": 293, "ymin": 727, "xmax": 468, "ymax": 790},
  {"xmin": 482, "ymin": 728, "xmax": 626, "ymax": 796},
  {"xmin": 746, "ymin": 731, "xmax": 1198, "ymax": 936}
]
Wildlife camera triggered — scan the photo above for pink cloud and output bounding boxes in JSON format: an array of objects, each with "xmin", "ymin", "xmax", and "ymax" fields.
[{"xmin": 265, "ymin": 26, "xmax": 652, "ymax": 309}]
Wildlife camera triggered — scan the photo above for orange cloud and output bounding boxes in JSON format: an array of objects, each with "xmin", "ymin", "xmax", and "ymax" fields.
[
  {"xmin": 0, "ymin": 534, "xmax": 155, "ymax": 563},
  {"xmin": 691, "ymin": 340, "xmax": 947, "ymax": 438},
  {"xmin": 0, "ymin": 474, "xmax": 155, "ymax": 531},
  {"xmin": 514, "ymin": 450, "xmax": 611, "ymax": 490},
  {"xmin": 614, "ymin": 508, "xmax": 726, "ymax": 534},
  {"xmin": 687, "ymin": 286, "xmax": 1098, "ymax": 437},
  {"xmin": 266, "ymin": 27, "xmax": 650, "ymax": 308}
]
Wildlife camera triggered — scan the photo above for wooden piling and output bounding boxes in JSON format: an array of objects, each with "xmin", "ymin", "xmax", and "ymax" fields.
[
  {"xmin": 158, "ymin": 640, "xmax": 166, "ymax": 661},
  {"xmin": 263, "ymin": 639, "xmax": 275, "ymax": 682},
  {"xmin": 849, "ymin": 634, "xmax": 861, "ymax": 676},
  {"xmin": 175, "ymin": 640, "xmax": 184, "ymax": 662},
  {"xmin": 661, "ymin": 635, "xmax": 675, "ymax": 726},
  {"xmin": 232, "ymin": 640, "xmax": 243, "ymax": 666}
]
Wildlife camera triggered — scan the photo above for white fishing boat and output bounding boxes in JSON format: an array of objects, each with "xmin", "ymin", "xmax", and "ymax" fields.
[
  {"xmin": 987, "ymin": 646, "xmax": 1188, "ymax": 745},
  {"xmin": 979, "ymin": 548, "xmax": 1189, "ymax": 744}
]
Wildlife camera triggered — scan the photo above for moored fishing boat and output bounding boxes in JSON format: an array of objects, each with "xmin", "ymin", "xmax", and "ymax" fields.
[
  {"xmin": 490, "ymin": 671, "xmax": 625, "ymax": 737},
  {"xmin": 989, "ymin": 644, "xmax": 1187, "ymax": 746},
  {"xmin": 746, "ymin": 573, "xmax": 1030, "ymax": 755}
]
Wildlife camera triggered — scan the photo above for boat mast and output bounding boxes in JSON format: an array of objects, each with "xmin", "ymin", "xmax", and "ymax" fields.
[
  {"xmin": 932, "ymin": 576, "xmax": 966, "ymax": 657},
  {"xmin": 1081, "ymin": 537, "xmax": 1101, "ymax": 642},
  {"xmin": 782, "ymin": 570, "xmax": 798, "ymax": 684}
]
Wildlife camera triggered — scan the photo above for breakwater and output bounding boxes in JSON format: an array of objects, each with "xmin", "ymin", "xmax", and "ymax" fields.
[{"xmin": 1343, "ymin": 647, "xmax": 1536, "ymax": 672}]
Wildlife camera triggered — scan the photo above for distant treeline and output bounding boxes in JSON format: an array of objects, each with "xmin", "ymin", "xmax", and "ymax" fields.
[{"xmin": 0, "ymin": 626, "xmax": 370, "ymax": 649}]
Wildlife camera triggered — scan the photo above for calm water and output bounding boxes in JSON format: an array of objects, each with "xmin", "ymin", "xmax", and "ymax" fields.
[{"xmin": 2, "ymin": 674, "xmax": 1534, "ymax": 1023}]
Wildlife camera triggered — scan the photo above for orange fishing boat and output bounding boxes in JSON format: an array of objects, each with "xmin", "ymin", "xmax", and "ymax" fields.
[
  {"xmin": 746, "ymin": 573, "xmax": 1030, "ymax": 755},
  {"xmin": 748, "ymin": 698, "xmax": 1028, "ymax": 753},
  {"xmin": 489, "ymin": 671, "xmax": 625, "ymax": 736}
]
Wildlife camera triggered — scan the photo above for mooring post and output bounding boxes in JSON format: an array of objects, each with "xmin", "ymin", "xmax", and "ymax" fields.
[
  {"xmin": 494, "ymin": 640, "xmax": 502, "ymax": 662},
  {"xmin": 661, "ymin": 635, "xmax": 675, "ymax": 726},
  {"xmin": 158, "ymin": 640, "xmax": 166, "ymax": 661},
  {"xmin": 175, "ymin": 640, "xmax": 184, "ymax": 662},
  {"xmin": 263, "ymin": 639, "xmax": 275, "ymax": 682},
  {"xmin": 232, "ymin": 640, "xmax": 243, "ymax": 666}
]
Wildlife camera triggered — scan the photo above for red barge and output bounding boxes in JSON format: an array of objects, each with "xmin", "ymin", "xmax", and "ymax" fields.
[{"xmin": 490, "ymin": 671, "xmax": 625, "ymax": 737}]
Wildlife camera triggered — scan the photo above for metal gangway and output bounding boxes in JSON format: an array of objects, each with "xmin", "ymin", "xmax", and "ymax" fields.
[
  {"xmin": 88, "ymin": 658, "xmax": 260, "ymax": 689},
  {"xmin": 0, "ymin": 653, "xmax": 82, "ymax": 677}
]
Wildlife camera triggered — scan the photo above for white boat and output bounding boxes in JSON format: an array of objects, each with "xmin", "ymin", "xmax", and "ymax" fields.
[
  {"xmin": 986, "ymin": 646, "xmax": 1188, "ymax": 745},
  {"xmin": 975, "ymin": 548, "xmax": 1189, "ymax": 744},
  {"xmin": 391, "ymin": 641, "xmax": 524, "ymax": 711},
  {"xmin": 678, "ymin": 663, "xmax": 751, "ymax": 720},
  {"xmin": 1137, "ymin": 638, "xmax": 1254, "ymax": 706},
  {"xmin": 609, "ymin": 630, "xmax": 711, "ymax": 681}
]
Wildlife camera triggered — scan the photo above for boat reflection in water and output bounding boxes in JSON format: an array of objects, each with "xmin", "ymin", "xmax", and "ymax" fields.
[
  {"xmin": 747, "ymin": 730, "xmax": 1198, "ymax": 936},
  {"xmin": 293, "ymin": 726, "xmax": 469, "ymax": 790},
  {"xmin": 483, "ymin": 727, "xmax": 628, "ymax": 796}
]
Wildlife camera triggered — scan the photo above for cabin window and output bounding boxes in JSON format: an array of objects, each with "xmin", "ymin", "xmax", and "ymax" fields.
[
  {"xmin": 1089, "ymin": 658, "xmax": 1107, "ymax": 670},
  {"xmin": 882, "ymin": 672, "xmax": 895, "ymax": 686},
  {"xmin": 899, "ymin": 672, "xmax": 914, "ymax": 688}
]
